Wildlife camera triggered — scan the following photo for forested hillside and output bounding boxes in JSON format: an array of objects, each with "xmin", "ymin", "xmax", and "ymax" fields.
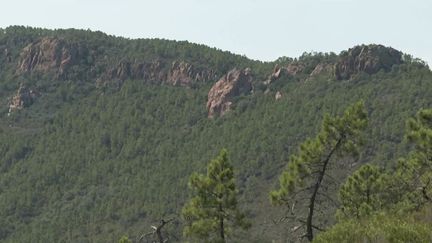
[{"xmin": 0, "ymin": 26, "xmax": 431, "ymax": 242}]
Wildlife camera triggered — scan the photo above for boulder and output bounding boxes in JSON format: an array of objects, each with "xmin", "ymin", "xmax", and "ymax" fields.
[
  {"xmin": 275, "ymin": 91, "xmax": 282, "ymax": 100},
  {"xmin": 207, "ymin": 68, "xmax": 253, "ymax": 118}
]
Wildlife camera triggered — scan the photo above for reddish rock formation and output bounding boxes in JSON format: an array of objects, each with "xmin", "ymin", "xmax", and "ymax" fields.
[
  {"xmin": 97, "ymin": 59, "xmax": 216, "ymax": 87},
  {"xmin": 309, "ymin": 63, "xmax": 333, "ymax": 77},
  {"xmin": 17, "ymin": 37, "xmax": 88, "ymax": 77},
  {"xmin": 167, "ymin": 61, "xmax": 193, "ymax": 86},
  {"xmin": 97, "ymin": 60, "xmax": 166, "ymax": 86},
  {"xmin": 286, "ymin": 63, "xmax": 305, "ymax": 76},
  {"xmin": 8, "ymin": 84, "xmax": 39, "ymax": 115},
  {"xmin": 265, "ymin": 65, "xmax": 286, "ymax": 84},
  {"xmin": 167, "ymin": 61, "xmax": 216, "ymax": 86},
  {"xmin": 271, "ymin": 65, "xmax": 284, "ymax": 79},
  {"xmin": 335, "ymin": 44, "xmax": 402, "ymax": 80},
  {"xmin": 207, "ymin": 68, "xmax": 253, "ymax": 118},
  {"xmin": 265, "ymin": 63, "xmax": 305, "ymax": 84},
  {"xmin": 265, "ymin": 63, "xmax": 333, "ymax": 85}
]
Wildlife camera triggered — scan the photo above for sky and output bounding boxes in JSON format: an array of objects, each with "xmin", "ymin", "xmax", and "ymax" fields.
[{"xmin": 0, "ymin": 0, "xmax": 430, "ymax": 65}]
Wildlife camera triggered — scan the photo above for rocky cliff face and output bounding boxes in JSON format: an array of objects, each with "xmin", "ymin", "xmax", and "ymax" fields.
[
  {"xmin": 265, "ymin": 63, "xmax": 305, "ymax": 84},
  {"xmin": 207, "ymin": 68, "xmax": 253, "ymax": 118},
  {"xmin": 265, "ymin": 45, "xmax": 402, "ymax": 84},
  {"xmin": 286, "ymin": 63, "xmax": 305, "ymax": 76},
  {"xmin": 8, "ymin": 84, "xmax": 38, "ymax": 115},
  {"xmin": 16, "ymin": 38, "xmax": 219, "ymax": 88},
  {"xmin": 309, "ymin": 63, "xmax": 333, "ymax": 77},
  {"xmin": 97, "ymin": 60, "xmax": 216, "ymax": 87},
  {"xmin": 335, "ymin": 44, "xmax": 403, "ymax": 80},
  {"xmin": 11, "ymin": 37, "xmax": 409, "ymax": 117},
  {"xmin": 167, "ymin": 61, "xmax": 217, "ymax": 86},
  {"xmin": 17, "ymin": 37, "xmax": 89, "ymax": 77}
]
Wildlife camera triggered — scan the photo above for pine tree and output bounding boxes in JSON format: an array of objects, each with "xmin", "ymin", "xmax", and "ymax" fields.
[
  {"xmin": 182, "ymin": 149, "xmax": 250, "ymax": 243},
  {"xmin": 338, "ymin": 164, "xmax": 387, "ymax": 219},
  {"xmin": 337, "ymin": 108, "xmax": 432, "ymax": 220},
  {"xmin": 394, "ymin": 109, "xmax": 432, "ymax": 207},
  {"xmin": 270, "ymin": 101, "xmax": 367, "ymax": 241}
]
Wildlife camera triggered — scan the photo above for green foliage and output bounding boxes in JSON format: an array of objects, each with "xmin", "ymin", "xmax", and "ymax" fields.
[
  {"xmin": 182, "ymin": 149, "xmax": 250, "ymax": 243},
  {"xmin": 336, "ymin": 109, "xmax": 432, "ymax": 221},
  {"xmin": 118, "ymin": 235, "xmax": 131, "ymax": 243},
  {"xmin": 0, "ymin": 27, "xmax": 431, "ymax": 242},
  {"xmin": 326, "ymin": 109, "xmax": 432, "ymax": 242},
  {"xmin": 270, "ymin": 101, "xmax": 368, "ymax": 240},
  {"xmin": 270, "ymin": 101, "xmax": 368, "ymax": 203},
  {"xmin": 390, "ymin": 109, "xmax": 432, "ymax": 209},
  {"xmin": 314, "ymin": 210, "xmax": 432, "ymax": 243},
  {"xmin": 338, "ymin": 164, "xmax": 388, "ymax": 219}
]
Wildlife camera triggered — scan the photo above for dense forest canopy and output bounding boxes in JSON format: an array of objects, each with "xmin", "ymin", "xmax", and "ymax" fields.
[{"xmin": 0, "ymin": 26, "xmax": 431, "ymax": 242}]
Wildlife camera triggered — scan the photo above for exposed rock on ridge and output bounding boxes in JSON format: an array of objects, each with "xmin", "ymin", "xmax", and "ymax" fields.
[
  {"xmin": 12, "ymin": 38, "xmax": 408, "ymax": 117},
  {"xmin": 18, "ymin": 37, "xmax": 89, "ymax": 77},
  {"xmin": 97, "ymin": 60, "xmax": 216, "ymax": 87},
  {"xmin": 335, "ymin": 44, "xmax": 403, "ymax": 80},
  {"xmin": 17, "ymin": 38, "xmax": 217, "ymax": 87},
  {"xmin": 265, "ymin": 64, "xmax": 306, "ymax": 84},
  {"xmin": 310, "ymin": 63, "xmax": 333, "ymax": 77},
  {"xmin": 286, "ymin": 63, "xmax": 305, "ymax": 76},
  {"xmin": 207, "ymin": 68, "xmax": 253, "ymax": 118},
  {"xmin": 167, "ymin": 61, "xmax": 216, "ymax": 86},
  {"xmin": 8, "ymin": 84, "xmax": 39, "ymax": 115}
]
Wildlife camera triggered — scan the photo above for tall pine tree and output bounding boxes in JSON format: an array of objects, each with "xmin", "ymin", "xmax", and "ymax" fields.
[
  {"xmin": 336, "ymin": 108, "xmax": 432, "ymax": 220},
  {"xmin": 182, "ymin": 149, "xmax": 250, "ymax": 243},
  {"xmin": 338, "ymin": 164, "xmax": 388, "ymax": 219},
  {"xmin": 394, "ymin": 108, "xmax": 432, "ymax": 208},
  {"xmin": 270, "ymin": 101, "xmax": 367, "ymax": 241}
]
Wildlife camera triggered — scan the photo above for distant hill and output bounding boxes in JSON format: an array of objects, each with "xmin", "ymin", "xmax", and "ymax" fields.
[{"xmin": 0, "ymin": 26, "xmax": 431, "ymax": 242}]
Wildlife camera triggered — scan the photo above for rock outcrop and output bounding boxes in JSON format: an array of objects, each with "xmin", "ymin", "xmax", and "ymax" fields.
[
  {"xmin": 265, "ymin": 65, "xmax": 286, "ymax": 84},
  {"xmin": 97, "ymin": 60, "xmax": 216, "ymax": 87},
  {"xmin": 8, "ymin": 84, "xmax": 39, "ymax": 115},
  {"xmin": 265, "ymin": 63, "xmax": 306, "ymax": 84},
  {"xmin": 275, "ymin": 91, "xmax": 282, "ymax": 100},
  {"xmin": 286, "ymin": 63, "xmax": 305, "ymax": 76},
  {"xmin": 309, "ymin": 63, "xmax": 333, "ymax": 77},
  {"xmin": 167, "ymin": 61, "xmax": 216, "ymax": 86},
  {"xmin": 17, "ymin": 37, "xmax": 88, "ymax": 77},
  {"xmin": 207, "ymin": 68, "xmax": 253, "ymax": 118},
  {"xmin": 335, "ymin": 44, "xmax": 402, "ymax": 80},
  {"xmin": 270, "ymin": 65, "xmax": 284, "ymax": 80},
  {"xmin": 99, "ymin": 60, "xmax": 165, "ymax": 84}
]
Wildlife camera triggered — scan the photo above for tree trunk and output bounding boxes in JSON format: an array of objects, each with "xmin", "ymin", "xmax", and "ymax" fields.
[
  {"xmin": 219, "ymin": 203, "xmax": 225, "ymax": 242},
  {"xmin": 306, "ymin": 138, "xmax": 342, "ymax": 241}
]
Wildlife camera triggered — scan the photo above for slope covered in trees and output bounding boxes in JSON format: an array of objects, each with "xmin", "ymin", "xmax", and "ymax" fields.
[{"xmin": 0, "ymin": 26, "xmax": 431, "ymax": 242}]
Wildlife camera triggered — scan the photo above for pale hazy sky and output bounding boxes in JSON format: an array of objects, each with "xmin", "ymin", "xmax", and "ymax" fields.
[{"xmin": 1, "ymin": 0, "xmax": 430, "ymax": 65}]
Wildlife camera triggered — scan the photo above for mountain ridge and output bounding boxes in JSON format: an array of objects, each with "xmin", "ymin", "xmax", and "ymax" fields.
[
  {"xmin": 0, "ymin": 26, "xmax": 431, "ymax": 242},
  {"xmin": 2, "ymin": 26, "xmax": 426, "ymax": 119}
]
